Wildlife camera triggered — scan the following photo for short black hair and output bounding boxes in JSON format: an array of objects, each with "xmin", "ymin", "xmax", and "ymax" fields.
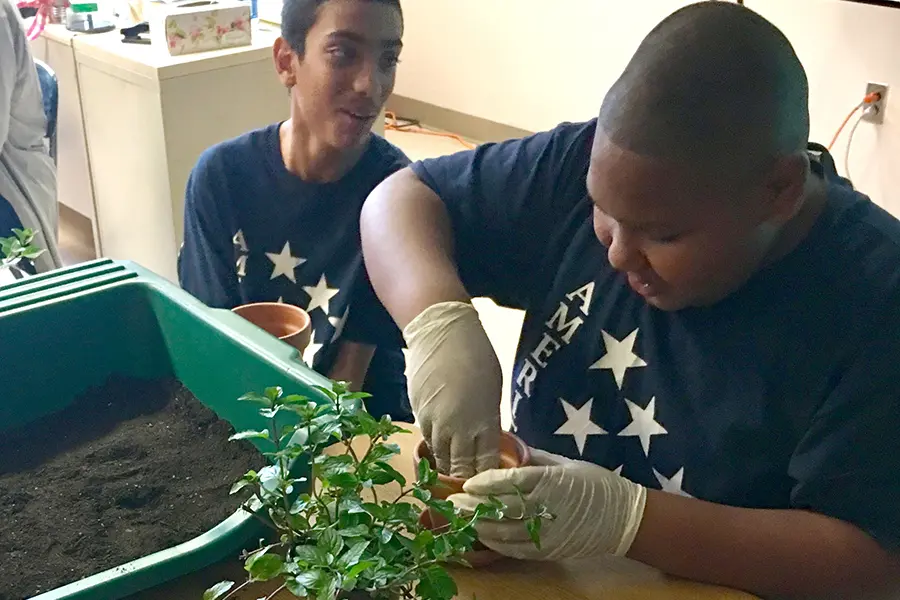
[
  {"xmin": 281, "ymin": 0, "xmax": 403, "ymax": 54},
  {"xmin": 598, "ymin": 1, "xmax": 809, "ymax": 172}
]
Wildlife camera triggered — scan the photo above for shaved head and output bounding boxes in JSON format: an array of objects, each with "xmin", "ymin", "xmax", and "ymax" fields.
[{"xmin": 598, "ymin": 2, "xmax": 809, "ymax": 176}]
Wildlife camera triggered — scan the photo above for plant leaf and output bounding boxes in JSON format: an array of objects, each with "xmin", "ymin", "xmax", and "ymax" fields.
[
  {"xmin": 369, "ymin": 461, "xmax": 406, "ymax": 487},
  {"xmin": 415, "ymin": 565, "xmax": 457, "ymax": 600},
  {"xmin": 361, "ymin": 502, "xmax": 386, "ymax": 521},
  {"xmin": 317, "ymin": 527, "xmax": 344, "ymax": 556},
  {"xmin": 281, "ymin": 394, "xmax": 309, "ymax": 405},
  {"xmin": 417, "ymin": 456, "xmax": 436, "ymax": 486},
  {"xmin": 293, "ymin": 569, "xmax": 322, "ymax": 589},
  {"xmin": 377, "ymin": 527, "xmax": 393, "ymax": 544},
  {"xmin": 229, "ymin": 430, "xmax": 270, "ymax": 441},
  {"xmin": 238, "ymin": 391, "xmax": 269, "ymax": 404},
  {"xmin": 325, "ymin": 472, "xmax": 359, "ymax": 488},
  {"xmin": 413, "ymin": 487, "xmax": 432, "ymax": 503},
  {"xmin": 11, "ymin": 228, "xmax": 29, "ymax": 244},
  {"xmin": 346, "ymin": 559, "xmax": 378, "ymax": 579},
  {"xmin": 264, "ymin": 386, "xmax": 284, "ymax": 401},
  {"xmin": 202, "ymin": 581, "xmax": 234, "ymax": 600},
  {"xmin": 386, "ymin": 502, "xmax": 419, "ymax": 527},
  {"xmin": 319, "ymin": 572, "xmax": 339, "ymax": 600},
  {"xmin": 337, "ymin": 524, "xmax": 369, "ymax": 537},
  {"xmin": 335, "ymin": 539, "xmax": 370, "ymax": 570},
  {"xmin": 284, "ymin": 576, "xmax": 307, "ymax": 598},
  {"xmin": 291, "ymin": 544, "xmax": 320, "ymax": 564},
  {"xmin": 229, "ymin": 479, "xmax": 254, "ymax": 495},
  {"xmin": 527, "ymin": 516, "xmax": 542, "ymax": 550},
  {"xmin": 244, "ymin": 552, "xmax": 283, "ymax": 582},
  {"xmin": 427, "ymin": 498, "xmax": 455, "ymax": 518}
]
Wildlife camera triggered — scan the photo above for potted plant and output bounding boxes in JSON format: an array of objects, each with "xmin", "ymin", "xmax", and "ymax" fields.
[
  {"xmin": 0, "ymin": 227, "xmax": 45, "ymax": 284},
  {"xmin": 204, "ymin": 382, "xmax": 550, "ymax": 600}
]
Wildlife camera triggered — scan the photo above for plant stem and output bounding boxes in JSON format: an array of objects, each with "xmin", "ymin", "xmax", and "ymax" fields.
[
  {"xmin": 393, "ymin": 558, "xmax": 441, "ymax": 583},
  {"xmin": 220, "ymin": 579, "xmax": 253, "ymax": 600},
  {"xmin": 344, "ymin": 438, "xmax": 362, "ymax": 465},
  {"xmin": 240, "ymin": 502, "xmax": 278, "ymax": 531},
  {"xmin": 390, "ymin": 487, "xmax": 414, "ymax": 506},
  {"xmin": 308, "ymin": 420, "xmax": 331, "ymax": 526},
  {"xmin": 272, "ymin": 413, "xmax": 297, "ymax": 546},
  {"xmin": 264, "ymin": 583, "xmax": 286, "ymax": 600}
]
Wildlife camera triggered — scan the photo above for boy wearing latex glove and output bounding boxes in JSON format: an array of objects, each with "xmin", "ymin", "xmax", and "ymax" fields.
[
  {"xmin": 362, "ymin": 4, "xmax": 900, "ymax": 599},
  {"xmin": 403, "ymin": 301, "xmax": 503, "ymax": 478}
]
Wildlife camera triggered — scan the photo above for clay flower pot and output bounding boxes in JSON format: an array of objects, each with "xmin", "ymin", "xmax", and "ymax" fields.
[
  {"xmin": 232, "ymin": 302, "xmax": 312, "ymax": 354},
  {"xmin": 413, "ymin": 431, "xmax": 530, "ymax": 567}
]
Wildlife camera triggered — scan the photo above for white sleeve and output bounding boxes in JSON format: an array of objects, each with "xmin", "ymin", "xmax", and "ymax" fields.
[{"xmin": 0, "ymin": 9, "xmax": 17, "ymax": 149}]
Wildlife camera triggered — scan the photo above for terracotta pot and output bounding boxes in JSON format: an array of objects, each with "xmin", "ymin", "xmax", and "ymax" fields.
[
  {"xmin": 413, "ymin": 431, "xmax": 530, "ymax": 568},
  {"xmin": 412, "ymin": 431, "xmax": 531, "ymax": 499},
  {"xmin": 231, "ymin": 302, "xmax": 312, "ymax": 353}
]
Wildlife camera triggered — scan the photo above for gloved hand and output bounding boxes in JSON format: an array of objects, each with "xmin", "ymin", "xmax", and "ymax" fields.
[
  {"xmin": 403, "ymin": 301, "xmax": 503, "ymax": 478},
  {"xmin": 448, "ymin": 449, "xmax": 647, "ymax": 560}
]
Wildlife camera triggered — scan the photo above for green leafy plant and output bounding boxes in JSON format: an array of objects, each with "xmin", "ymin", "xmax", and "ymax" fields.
[
  {"xmin": 0, "ymin": 228, "xmax": 45, "ymax": 278},
  {"xmin": 205, "ymin": 382, "xmax": 549, "ymax": 600}
]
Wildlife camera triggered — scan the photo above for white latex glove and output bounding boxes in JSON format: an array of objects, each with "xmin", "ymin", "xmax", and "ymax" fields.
[
  {"xmin": 403, "ymin": 301, "xmax": 503, "ymax": 478},
  {"xmin": 448, "ymin": 449, "xmax": 647, "ymax": 560}
]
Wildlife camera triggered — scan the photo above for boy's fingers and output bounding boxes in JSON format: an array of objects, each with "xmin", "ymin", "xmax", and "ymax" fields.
[
  {"xmin": 430, "ymin": 430, "xmax": 453, "ymax": 477},
  {"xmin": 462, "ymin": 465, "xmax": 546, "ymax": 496},
  {"xmin": 474, "ymin": 430, "xmax": 501, "ymax": 473},
  {"xmin": 528, "ymin": 448, "xmax": 571, "ymax": 467},
  {"xmin": 449, "ymin": 435, "xmax": 476, "ymax": 478}
]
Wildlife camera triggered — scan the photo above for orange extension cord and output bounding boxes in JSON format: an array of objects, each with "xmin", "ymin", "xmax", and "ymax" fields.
[
  {"xmin": 828, "ymin": 91, "xmax": 882, "ymax": 151},
  {"xmin": 384, "ymin": 111, "xmax": 476, "ymax": 150}
]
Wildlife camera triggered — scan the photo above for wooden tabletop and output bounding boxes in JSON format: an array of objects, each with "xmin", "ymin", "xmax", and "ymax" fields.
[{"xmin": 138, "ymin": 426, "xmax": 757, "ymax": 600}]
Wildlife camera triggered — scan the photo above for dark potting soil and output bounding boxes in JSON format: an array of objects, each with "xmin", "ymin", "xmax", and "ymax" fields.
[{"xmin": 0, "ymin": 376, "xmax": 266, "ymax": 600}]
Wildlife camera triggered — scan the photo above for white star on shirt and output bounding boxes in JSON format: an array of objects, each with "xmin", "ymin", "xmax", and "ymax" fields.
[
  {"xmin": 653, "ymin": 467, "xmax": 692, "ymax": 497},
  {"xmin": 329, "ymin": 306, "xmax": 350, "ymax": 343},
  {"xmin": 612, "ymin": 465, "xmax": 624, "ymax": 477},
  {"xmin": 266, "ymin": 242, "xmax": 305, "ymax": 283},
  {"xmin": 589, "ymin": 329, "xmax": 647, "ymax": 389},
  {"xmin": 617, "ymin": 397, "xmax": 667, "ymax": 456},
  {"xmin": 303, "ymin": 274, "xmax": 340, "ymax": 315},
  {"xmin": 303, "ymin": 329, "xmax": 323, "ymax": 366},
  {"xmin": 554, "ymin": 398, "xmax": 607, "ymax": 456}
]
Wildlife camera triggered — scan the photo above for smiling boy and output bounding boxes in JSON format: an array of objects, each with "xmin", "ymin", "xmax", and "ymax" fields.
[
  {"xmin": 360, "ymin": 3, "xmax": 900, "ymax": 598},
  {"xmin": 179, "ymin": 0, "xmax": 410, "ymax": 420}
]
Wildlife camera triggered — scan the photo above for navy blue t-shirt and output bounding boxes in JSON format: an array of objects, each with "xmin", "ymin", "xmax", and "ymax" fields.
[
  {"xmin": 411, "ymin": 119, "xmax": 900, "ymax": 551},
  {"xmin": 179, "ymin": 125, "xmax": 411, "ymax": 421}
]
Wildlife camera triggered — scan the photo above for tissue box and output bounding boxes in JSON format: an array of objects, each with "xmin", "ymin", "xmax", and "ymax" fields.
[{"xmin": 152, "ymin": 1, "xmax": 252, "ymax": 56}]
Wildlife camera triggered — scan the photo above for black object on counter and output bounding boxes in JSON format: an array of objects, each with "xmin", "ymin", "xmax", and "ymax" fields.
[{"xmin": 120, "ymin": 21, "xmax": 151, "ymax": 44}]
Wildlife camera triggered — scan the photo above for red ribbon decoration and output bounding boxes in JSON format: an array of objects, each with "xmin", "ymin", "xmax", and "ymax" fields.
[{"xmin": 17, "ymin": 0, "xmax": 66, "ymax": 40}]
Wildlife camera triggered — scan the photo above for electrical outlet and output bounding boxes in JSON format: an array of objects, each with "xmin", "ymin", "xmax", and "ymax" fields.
[{"xmin": 863, "ymin": 82, "xmax": 889, "ymax": 124}]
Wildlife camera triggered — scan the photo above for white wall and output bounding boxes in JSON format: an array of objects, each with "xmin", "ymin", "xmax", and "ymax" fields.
[
  {"xmin": 395, "ymin": 0, "xmax": 900, "ymax": 213},
  {"xmin": 395, "ymin": 0, "xmax": 697, "ymax": 132},
  {"xmin": 747, "ymin": 0, "xmax": 900, "ymax": 215}
]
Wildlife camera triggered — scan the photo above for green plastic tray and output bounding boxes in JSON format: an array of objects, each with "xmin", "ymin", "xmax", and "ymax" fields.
[{"xmin": 0, "ymin": 259, "xmax": 331, "ymax": 600}]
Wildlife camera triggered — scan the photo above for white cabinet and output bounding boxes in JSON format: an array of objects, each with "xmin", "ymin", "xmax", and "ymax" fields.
[{"xmin": 70, "ymin": 25, "xmax": 292, "ymax": 281}]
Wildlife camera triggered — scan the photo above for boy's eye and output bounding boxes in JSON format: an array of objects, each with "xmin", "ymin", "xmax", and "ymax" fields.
[
  {"xmin": 380, "ymin": 53, "xmax": 401, "ymax": 70},
  {"xmin": 649, "ymin": 233, "xmax": 681, "ymax": 244},
  {"xmin": 328, "ymin": 45, "xmax": 357, "ymax": 64}
]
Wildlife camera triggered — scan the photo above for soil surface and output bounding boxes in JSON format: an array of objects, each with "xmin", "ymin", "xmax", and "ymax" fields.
[{"xmin": 0, "ymin": 376, "xmax": 265, "ymax": 600}]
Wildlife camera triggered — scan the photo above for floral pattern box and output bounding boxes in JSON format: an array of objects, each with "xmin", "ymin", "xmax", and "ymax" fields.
[{"xmin": 153, "ymin": 1, "xmax": 252, "ymax": 56}]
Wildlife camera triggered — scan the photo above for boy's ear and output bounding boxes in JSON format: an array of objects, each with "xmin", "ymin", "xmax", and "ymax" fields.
[
  {"xmin": 762, "ymin": 153, "xmax": 809, "ymax": 225},
  {"xmin": 273, "ymin": 37, "xmax": 298, "ymax": 88}
]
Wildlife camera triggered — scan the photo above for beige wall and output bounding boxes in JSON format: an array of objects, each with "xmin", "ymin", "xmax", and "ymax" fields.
[{"xmin": 394, "ymin": 0, "xmax": 900, "ymax": 213}]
